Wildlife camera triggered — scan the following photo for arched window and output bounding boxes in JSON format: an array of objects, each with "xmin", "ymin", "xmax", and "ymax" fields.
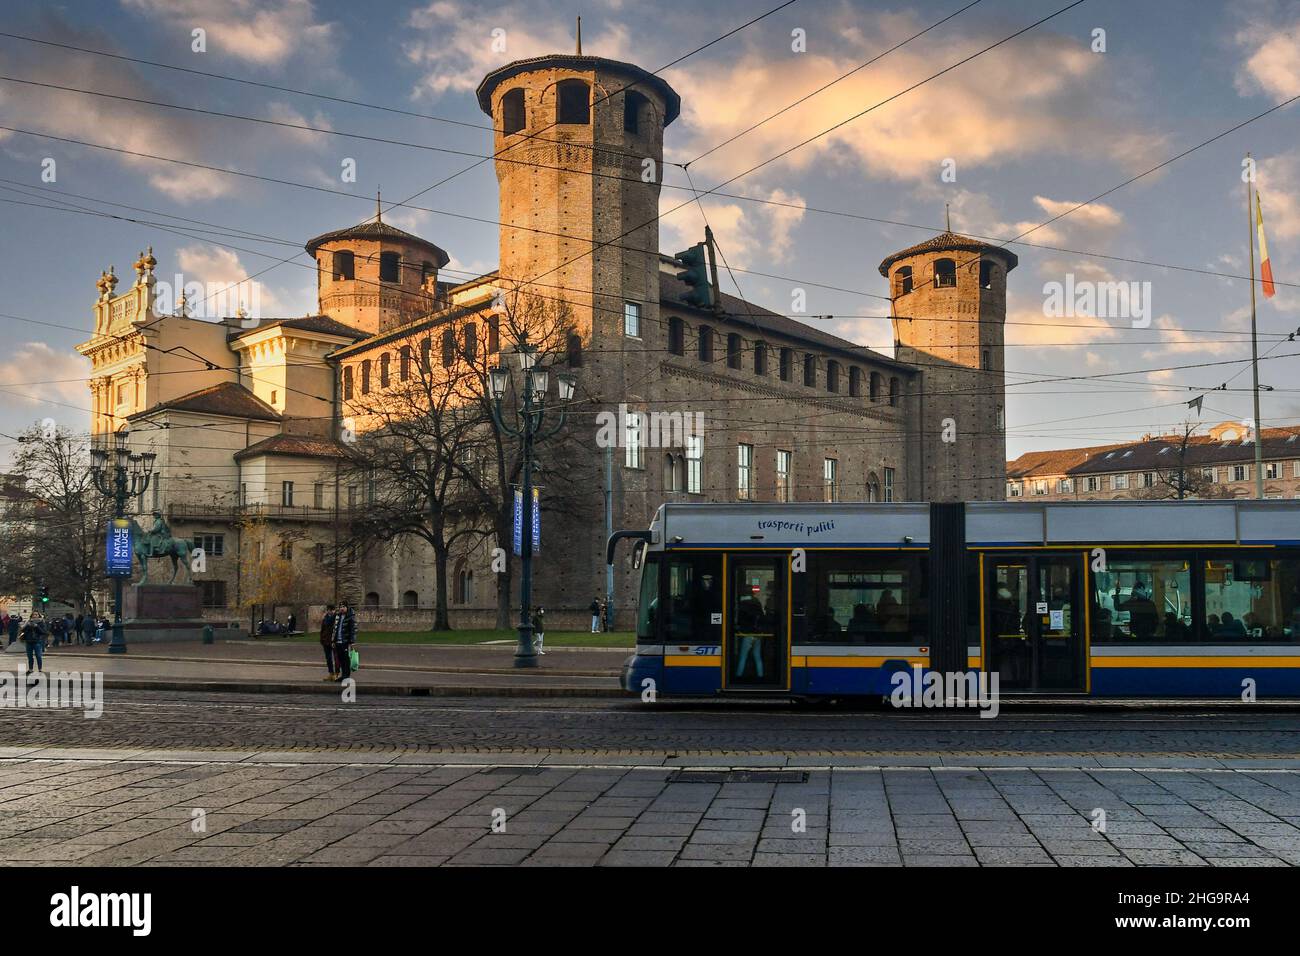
[
  {"xmin": 668, "ymin": 316, "xmax": 685, "ymax": 356},
  {"xmin": 557, "ymin": 79, "xmax": 590, "ymax": 125},
  {"xmin": 803, "ymin": 354, "xmax": 816, "ymax": 387},
  {"xmin": 866, "ymin": 473, "xmax": 880, "ymax": 502},
  {"xmin": 624, "ymin": 90, "xmax": 648, "ymax": 133},
  {"xmin": 826, "ymin": 360, "xmax": 840, "ymax": 393},
  {"xmin": 567, "ymin": 332, "xmax": 583, "ymax": 368},
  {"xmin": 402, "ymin": 590, "xmax": 418, "ymax": 609},
  {"xmin": 455, "ymin": 562, "xmax": 474, "ymax": 605},
  {"xmin": 935, "ymin": 258, "xmax": 956, "ymax": 288},
  {"xmin": 420, "ymin": 338, "xmax": 431, "ymax": 370},
  {"xmin": 379, "ymin": 352, "xmax": 391, "ymax": 388},
  {"xmin": 399, "ymin": 346, "xmax": 411, "ymax": 382},
  {"xmin": 442, "ymin": 329, "xmax": 455, "ymax": 367},
  {"xmin": 870, "ymin": 371, "xmax": 882, "ymax": 402},
  {"xmin": 664, "ymin": 454, "xmax": 677, "ymax": 492},
  {"xmin": 332, "ymin": 250, "xmax": 354, "ymax": 280},
  {"xmin": 501, "ymin": 88, "xmax": 526, "ymax": 135},
  {"xmin": 361, "ymin": 359, "xmax": 371, "ymax": 395},
  {"xmin": 343, "ymin": 365, "xmax": 353, "ymax": 400},
  {"xmin": 727, "ymin": 333, "xmax": 742, "ymax": 370},
  {"xmin": 364, "ymin": 592, "xmax": 380, "ymax": 608},
  {"xmin": 487, "ymin": 315, "xmax": 500, "ymax": 353},
  {"xmin": 896, "ymin": 265, "xmax": 913, "ymax": 295},
  {"xmin": 889, "ymin": 376, "xmax": 901, "ymax": 407},
  {"xmin": 849, "ymin": 367, "xmax": 862, "ymax": 398},
  {"xmin": 979, "ymin": 260, "xmax": 995, "ymax": 290},
  {"xmin": 698, "ymin": 325, "xmax": 714, "ymax": 362},
  {"xmin": 421, "ymin": 261, "xmax": 435, "ymax": 285},
  {"xmin": 380, "ymin": 251, "xmax": 400, "ymax": 283}
]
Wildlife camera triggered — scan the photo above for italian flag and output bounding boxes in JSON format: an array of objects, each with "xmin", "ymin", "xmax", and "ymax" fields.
[{"xmin": 1257, "ymin": 190, "xmax": 1276, "ymax": 298}]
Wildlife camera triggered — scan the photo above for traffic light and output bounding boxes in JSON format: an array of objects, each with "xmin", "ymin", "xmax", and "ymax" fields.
[
  {"xmin": 674, "ymin": 242, "xmax": 715, "ymax": 310},
  {"xmin": 39, "ymin": 583, "xmax": 49, "ymax": 605}
]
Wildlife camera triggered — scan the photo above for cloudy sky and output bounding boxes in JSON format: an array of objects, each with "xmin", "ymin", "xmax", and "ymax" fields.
[{"xmin": 0, "ymin": 0, "xmax": 1297, "ymax": 465}]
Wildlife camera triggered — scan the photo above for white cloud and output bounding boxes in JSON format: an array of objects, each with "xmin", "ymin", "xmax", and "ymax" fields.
[
  {"xmin": 659, "ymin": 186, "xmax": 807, "ymax": 271},
  {"xmin": 121, "ymin": 0, "xmax": 338, "ymax": 68},
  {"xmin": 0, "ymin": 343, "xmax": 91, "ymax": 413},
  {"xmin": 174, "ymin": 245, "xmax": 299, "ymax": 316},
  {"xmin": 1234, "ymin": 6, "xmax": 1300, "ymax": 101}
]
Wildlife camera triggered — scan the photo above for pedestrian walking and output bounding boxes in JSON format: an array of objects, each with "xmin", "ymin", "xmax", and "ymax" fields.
[
  {"xmin": 287, "ymin": 612, "xmax": 297, "ymax": 635},
  {"xmin": 48, "ymin": 614, "xmax": 65, "ymax": 647},
  {"xmin": 331, "ymin": 601, "xmax": 356, "ymax": 682},
  {"xmin": 3, "ymin": 613, "xmax": 14, "ymax": 646},
  {"xmin": 601, "ymin": 600, "xmax": 610, "ymax": 633},
  {"xmin": 532, "ymin": 606, "xmax": 546, "ymax": 655},
  {"xmin": 319, "ymin": 607, "xmax": 337, "ymax": 680},
  {"xmin": 74, "ymin": 613, "xmax": 84, "ymax": 646},
  {"xmin": 589, "ymin": 596, "xmax": 600, "ymax": 633},
  {"xmin": 64, "ymin": 612, "xmax": 75, "ymax": 646},
  {"xmin": 20, "ymin": 613, "xmax": 46, "ymax": 678}
]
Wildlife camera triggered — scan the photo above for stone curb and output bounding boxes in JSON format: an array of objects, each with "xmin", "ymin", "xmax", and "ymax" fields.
[{"xmin": 101, "ymin": 678, "xmax": 627, "ymax": 698}]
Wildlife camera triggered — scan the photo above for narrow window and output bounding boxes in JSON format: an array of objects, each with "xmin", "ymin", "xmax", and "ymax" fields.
[
  {"xmin": 421, "ymin": 337, "xmax": 431, "ymax": 370},
  {"xmin": 979, "ymin": 260, "xmax": 994, "ymax": 290},
  {"xmin": 668, "ymin": 316, "xmax": 685, "ymax": 355},
  {"xmin": 870, "ymin": 371, "xmax": 881, "ymax": 401},
  {"xmin": 281, "ymin": 481, "xmax": 294, "ymax": 507},
  {"xmin": 935, "ymin": 258, "xmax": 956, "ymax": 288},
  {"xmin": 776, "ymin": 450, "xmax": 791, "ymax": 502},
  {"xmin": 557, "ymin": 79, "xmax": 590, "ymax": 124},
  {"xmin": 343, "ymin": 365, "xmax": 353, "ymax": 399},
  {"xmin": 754, "ymin": 341, "xmax": 767, "ymax": 375},
  {"xmin": 379, "ymin": 353, "xmax": 390, "ymax": 387},
  {"xmin": 624, "ymin": 301, "xmax": 641, "ymax": 337},
  {"xmin": 728, "ymin": 334, "xmax": 742, "ymax": 370},
  {"xmin": 780, "ymin": 348, "xmax": 792, "ymax": 382},
  {"xmin": 380, "ymin": 251, "xmax": 400, "ymax": 283},
  {"xmin": 332, "ymin": 250, "xmax": 354, "ymax": 281},
  {"xmin": 849, "ymin": 367, "xmax": 862, "ymax": 398},
  {"xmin": 625, "ymin": 412, "xmax": 643, "ymax": 469},
  {"xmin": 313, "ymin": 483, "xmax": 324, "ymax": 509},
  {"xmin": 442, "ymin": 329, "xmax": 455, "ymax": 367},
  {"xmin": 361, "ymin": 359, "xmax": 371, "ymax": 395},
  {"xmin": 826, "ymin": 360, "xmax": 840, "ymax": 393},
  {"xmin": 502, "ymin": 88, "xmax": 526, "ymax": 134},
  {"xmin": 698, "ymin": 325, "xmax": 714, "ymax": 362},
  {"xmin": 567, "ymin": 332, "xmax": 583, "ymax": 368},
  {"xmin": 400, "ymin": 345, "xmax": 411, "ymax": 382},
  {"xmin": 464, "ymin": 323, "xmax": 477, "ymax": 363},
  {"xmin": 823, "ymin": 458, "xmax": 837, "ymax": 503},
  {"xmin": 686, "ymin": 435, "xmax": 702, "ymax": 493},
  {"xmin": 623, "ymin": 91, "xmax": 647, "ymax": 133},
  {"xmin": 803, "ymin": 354, "xmax": 816, "ymax": 387},
  {"xmin": 737, "ymin": 444, "xmax": 754, "ymax": 500},
  {"xmin": 884, "ymin": 467, "xmax": 895, "ymax": 502},
  {"xmin": 487, "ymin": 314, "xmax": 500, "ymax": 353},
  {"xmin": 889, "ymin": 376, "xmax": 900, "ymax": 407}
]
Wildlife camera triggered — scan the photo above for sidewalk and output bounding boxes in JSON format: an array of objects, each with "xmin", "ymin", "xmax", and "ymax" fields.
[{"xmin": 10, "ymin": 640, "xmax": 626, "ymax": 697}]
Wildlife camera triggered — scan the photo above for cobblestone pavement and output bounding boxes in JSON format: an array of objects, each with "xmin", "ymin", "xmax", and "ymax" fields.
[
  {"xmin": 4, "ymin": 758, "xmax": 1300, "ymax": 866},
  {"xmin": 1, "ymin": 690, "xmax": 1300, "ymax": 758}
]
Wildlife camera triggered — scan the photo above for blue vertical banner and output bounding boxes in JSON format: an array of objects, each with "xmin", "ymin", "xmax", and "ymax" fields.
[
  {"xmin": 512, "ymin": 489, "xmax": 540, "ymax": 557},
  {"xmin": 106, "ymin": 518, "xmax": 133, "ymax": 576}
]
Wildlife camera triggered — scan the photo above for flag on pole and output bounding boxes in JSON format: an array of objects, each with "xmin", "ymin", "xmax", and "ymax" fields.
[{"xmin": 1257, "ymin": 190, "xmax": 1276, "ymax": 299}]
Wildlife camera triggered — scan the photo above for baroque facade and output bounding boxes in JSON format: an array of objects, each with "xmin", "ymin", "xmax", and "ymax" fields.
[{"xmin": 74, "ymin": 50, "xmax": 1012, "ymax": 629}]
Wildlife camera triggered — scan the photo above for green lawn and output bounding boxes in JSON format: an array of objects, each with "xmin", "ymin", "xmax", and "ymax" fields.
[{"xmin": 271, "ymin": 629, "xmax": 634, "ymax": 648}]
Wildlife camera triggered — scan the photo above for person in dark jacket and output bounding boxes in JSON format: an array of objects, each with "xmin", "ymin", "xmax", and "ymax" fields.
[
  {"xmin": 532, "ymin": 606, "xmax": 546, "ymax": 655},
  {"xmin": 20, "ymin": 614, "xmax": 47, "ymax": 677},
  {"xmin": 331, "ymin": 602, "xmax": 356, "ymax": 682},
  {"xmin": 319, "ymin": 608, "xmax": 337, "ymax": 680},
  {"xmin": 6, "ymin": 614, "xmax": 20, "ymax": 646}
]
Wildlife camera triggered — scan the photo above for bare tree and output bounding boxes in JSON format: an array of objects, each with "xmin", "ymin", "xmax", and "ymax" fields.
[
  {"xmin": 1135, "ymin": 422, "xmax": 1233, "ymax": 500},
  {"xmin": 2, "ymin": 424, "xmax": 110, "ymax": 614}
]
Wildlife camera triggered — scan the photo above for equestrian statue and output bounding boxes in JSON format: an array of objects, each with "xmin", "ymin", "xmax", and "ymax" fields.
[{"xmin": 130, "ymin": 511, "xmax": 195, "ymax": 585}]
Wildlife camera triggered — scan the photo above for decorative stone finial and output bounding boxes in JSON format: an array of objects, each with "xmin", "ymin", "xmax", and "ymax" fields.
[
  {"xmin": 105, "ymin": 266, "xmax": 118, "ymax": 294},
  {"xmin": 143, "ymin": 246, "xmax": 156, "ymax": 273}
]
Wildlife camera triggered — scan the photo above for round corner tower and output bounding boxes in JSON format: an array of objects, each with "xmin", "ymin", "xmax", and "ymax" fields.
[
  {"xmin": 879, "ymin": 232, "xmax": 1017, "ymax": 502},
  {"xmin": 476, "ymin": 54, "xmax": 679, "ymax": 345},
  {"xmin": 306, "ymin": 209, "xmax": 450, "ymax": 336}
]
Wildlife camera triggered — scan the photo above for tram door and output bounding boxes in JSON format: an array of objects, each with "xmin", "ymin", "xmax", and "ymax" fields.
[
  {"xmin": 724, "ymin": 555, "xmax": 788, "ymax": 690},
  {"xmin": 985, "ymin": 554, "xmax": 1085, "ymax": 692}
]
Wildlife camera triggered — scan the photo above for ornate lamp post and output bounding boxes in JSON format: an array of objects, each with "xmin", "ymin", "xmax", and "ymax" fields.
[
  {"xmin": 90, "ymin": 431, "xmax": 156, "ymax": 654},
  {"xmin": 486, "ymin": 333, "xmax": 577, "ymax": 668}
]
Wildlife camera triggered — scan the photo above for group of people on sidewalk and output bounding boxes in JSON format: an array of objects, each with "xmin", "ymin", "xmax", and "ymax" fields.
[
  {"xmin": 1, "ymin": 609, "xmax": 113, "ymax": 681},
  {"xmin": 588, "ymin": 597, "xmax": 611, "ymax": 633},
  {"xmin": 318, "ymin": 602, "xmax": 357, "ymax": 682}
]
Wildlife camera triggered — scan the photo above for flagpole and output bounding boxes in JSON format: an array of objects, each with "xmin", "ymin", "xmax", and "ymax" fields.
[{"xmin": 1247, "ymin": 154, "xmax": 1264, "ymax": 499}]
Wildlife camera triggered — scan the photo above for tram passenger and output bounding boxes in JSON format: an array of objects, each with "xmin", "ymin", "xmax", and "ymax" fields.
[
  {"xmin": 847, "ymin": 603, "xmax": 874, "ymax": 640},
  {"xmin": 1163, "ymin": 612, "xmax": 1185, "ymax": 642},
  {"xmin": 877, "ymin": 589, "xmax": 907, "ymax": 633},
  {"xmin": 735, "ymin": 592, "xmax": 766, "ymax": 679},
  {"xmin": 1120, "ymin": 584, "xmax": 1158, "ymax": 640},
  {"xmin": 1215, "ymin": 612, "xmax": 1246, "ymax": 639}
]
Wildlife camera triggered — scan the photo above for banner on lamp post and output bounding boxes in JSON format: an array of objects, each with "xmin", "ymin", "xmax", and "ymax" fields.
[
  {"xmin": 106, "ymin": 518, "xmax": 133, "ymax": 576},
  {"xmin": 512, "ymin": 488, "xmax": 540, "ymax": 556}
]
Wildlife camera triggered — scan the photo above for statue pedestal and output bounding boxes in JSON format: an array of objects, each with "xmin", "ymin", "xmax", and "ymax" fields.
[
  {"xmin": 125, "ymin": 583, "xmax": 201, "ymax": 620},
  {"xmin": 123, "ymin": 583, "xmax": 206, "ymax": 643}
]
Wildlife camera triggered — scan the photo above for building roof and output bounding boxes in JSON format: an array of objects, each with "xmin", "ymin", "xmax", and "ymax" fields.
[
  {"xmin": 476, "ymin": 54, "xmax": 681, "ymax": 125},
  {"xmin": 304, "ymin": 217, "xmax": 450, "ymax": 267},
  {"xmin": 227, "ymin": 315, "xmax": 367, "ymax": 342},
  {"xmin": 128, "ymin": 382, "xmax": 280, "ymax": 423},
  {"xmin": 1007, "ymin": 424, "xmax": 1300, "ymax": 479},
  {"xmin": 658, "ymin": 269, "xmax": 912, "ymax": 372},
  {"xmin": 878, "ymin": 231, "xmax": 1019, "ymax": 277},
  {"xmin": 234, "ymin": 433, "xmax": 354, "ymax": 462}
]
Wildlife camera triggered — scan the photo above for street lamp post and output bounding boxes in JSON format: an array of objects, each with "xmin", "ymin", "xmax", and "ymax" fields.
[
  {"xmin": 486, "ymin": 333, "xmax": 576, "ymax": 668},
  {"xmin": 90, "ymin": 432, "xmax": 155, "ymax": 654}
]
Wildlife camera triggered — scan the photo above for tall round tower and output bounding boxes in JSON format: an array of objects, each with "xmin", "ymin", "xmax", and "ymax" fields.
[
  {"xmin": 306, "ymin": 202, "xmax": 450, "ymax": 336},
  {"xmin": 476, "ymin": 54, "xmax": 679, "ymax": 342},
  {"xmin": 879, "ymin": 232, "xmax": 1017, "ymax": 502}
]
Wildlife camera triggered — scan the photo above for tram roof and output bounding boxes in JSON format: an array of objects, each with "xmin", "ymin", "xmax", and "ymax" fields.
[{"xmin": 646, "ymin": 500, "xmax": 1300, "ymax": 549}]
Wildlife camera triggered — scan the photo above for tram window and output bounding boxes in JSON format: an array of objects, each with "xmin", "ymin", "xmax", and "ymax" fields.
[
  {"xmin": 1091, "ymin": 556, "xmax": 1191, "ymax": 643},
  {"xmin": 804, "ymin": 551, "xmax": 926, "ymax": 645},
  {"xmin": 635, "ymin": 554, "xmax": 660, "ymax": 642},
  {"xmin": 1202, "ymin": 555, "xmax": 1300, "ymax": 642},
  {"xmin": 663, "ymin": 552, "xmax": 723, "ymax": 642}
]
